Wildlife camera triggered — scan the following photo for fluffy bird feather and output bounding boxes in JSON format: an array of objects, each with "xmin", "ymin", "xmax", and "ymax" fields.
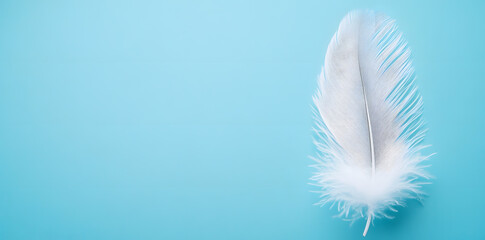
[{"xmin": 311, "ymin": 10, "xmax": 431, "ymax": 236}]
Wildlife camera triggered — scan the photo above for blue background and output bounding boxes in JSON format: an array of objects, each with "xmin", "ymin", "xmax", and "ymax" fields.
[{"xmin": 1, "ymin": 0, "xmax": 484, "ymax": 239}]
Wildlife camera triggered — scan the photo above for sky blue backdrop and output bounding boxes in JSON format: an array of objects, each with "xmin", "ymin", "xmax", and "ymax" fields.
[{"xmin": 1, "ymin": 0, "xmax": 484, "ymax": 239}]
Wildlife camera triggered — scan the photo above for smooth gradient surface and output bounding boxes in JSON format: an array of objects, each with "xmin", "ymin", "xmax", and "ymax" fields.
[{"xmin": 1, "ymin": 0, "xmax": 484, "ymax": 239}]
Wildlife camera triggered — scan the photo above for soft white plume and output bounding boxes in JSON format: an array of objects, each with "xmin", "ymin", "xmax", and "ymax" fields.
[{"xmin": 311, "ymin": 10, "xmax": 431, "ymax": 236}]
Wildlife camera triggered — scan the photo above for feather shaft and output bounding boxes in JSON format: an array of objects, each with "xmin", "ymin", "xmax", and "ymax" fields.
[
  {"xmin": 359, "ymin": 27, "xmax": 376, "ymax": 237},
  {"xmin": 360, "ymin": 72, "xmax": 376, "ymax": 175},
  {"xmin": 363, "ymin": 215, "xmax": 371, "ymax": 237}
]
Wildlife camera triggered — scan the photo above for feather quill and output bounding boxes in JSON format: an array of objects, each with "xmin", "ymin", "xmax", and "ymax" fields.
[{"xmin": 312, "ymin": 10, "xmax": 431, "ymax": 236}]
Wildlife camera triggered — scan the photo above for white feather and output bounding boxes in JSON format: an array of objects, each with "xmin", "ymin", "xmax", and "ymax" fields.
[{"xmin": 312, "ymin": 10, "xmax": 431, "ymax": 236}]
